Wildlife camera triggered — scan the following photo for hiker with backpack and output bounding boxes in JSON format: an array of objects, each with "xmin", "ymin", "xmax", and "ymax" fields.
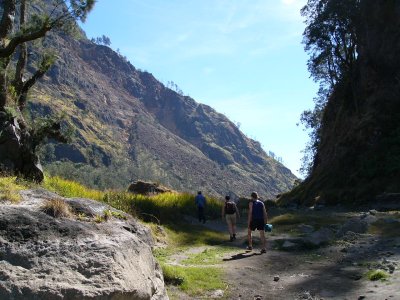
[
  {"xmin": 195, "ymin": 191, "xmax": 206, "ymax": 223},
  {"xmin": 247, "ymin": 191, "xmax": 268, "ymax": 253},
  {"xmin": 221, "ymin": 195, "xmax": 240, "ymax": 241}
]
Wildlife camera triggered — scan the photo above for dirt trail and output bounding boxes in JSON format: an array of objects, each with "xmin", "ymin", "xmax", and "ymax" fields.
[{"xmin": 188, "ymin": 213, "xmax": 400, "ymax": 300}]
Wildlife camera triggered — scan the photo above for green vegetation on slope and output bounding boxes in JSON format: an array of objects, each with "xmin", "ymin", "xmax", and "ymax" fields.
[{"xmin": 42, "ymin": 176, "xmax": 222, "ymax": 223}]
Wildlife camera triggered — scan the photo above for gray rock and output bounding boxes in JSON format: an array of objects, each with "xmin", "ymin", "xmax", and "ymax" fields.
[
  {"xmin": 337, "ymin": 215, "xmax": 377, "ymax": 237},
  {"xmin": 0, "ymin": 189, "xmax": 168, "ymax": 299},
  {"xmin": 303, "ymin": 227, "xmax": 335, "ymax": 247},
  {"xmin": 369, "ymin": 209, "xmax": 378, "ymax": 215},
  {"xmin": 209, "ymin": 289, "xmax": 224, "ymax": 298},
  {"xmin": 298, "ymin": 224, "xmax": 315, "ymax": 234},
  {"xmin": 281, "ymin": 240, "xmax": 299, "ymax": 250}
]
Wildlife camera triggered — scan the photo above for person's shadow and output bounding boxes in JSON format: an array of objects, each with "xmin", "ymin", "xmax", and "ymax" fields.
[{"xmin": 223, "ymin": 251, "xmax": 261, "ymax": 261}]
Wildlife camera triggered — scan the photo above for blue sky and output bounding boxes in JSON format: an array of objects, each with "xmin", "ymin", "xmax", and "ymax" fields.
[{"xmin": 81, "ymin": 0, "xmax": 318, "ymax": 177}]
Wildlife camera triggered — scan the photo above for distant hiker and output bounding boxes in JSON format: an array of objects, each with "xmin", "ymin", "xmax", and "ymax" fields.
[
  {"xmin": 222, "ymin": 195, "xmax": 240, "ymax": 241},
  {"xmin": 195, "ymin": 191, "xmax": 206, "ymax": 223},
  {"xmin": 247, "ymin": 191, "xmax": 268, "ymax": 254}
]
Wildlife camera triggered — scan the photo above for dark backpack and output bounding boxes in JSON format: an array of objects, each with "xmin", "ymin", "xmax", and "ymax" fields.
[
  {"xmin": 225, "ymin": 202, "xmax": 236, "ymax": 214},
  {"xmin": 252, "ymin": 200, "xmax": 264, "ymax": 219}
]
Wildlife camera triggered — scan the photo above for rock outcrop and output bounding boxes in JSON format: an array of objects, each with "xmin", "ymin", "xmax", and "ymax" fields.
[
  {"xmin": 128, "ymin": 181, "xmax": 172, "ymax": 195},
  {"xmin": 0, "ymin": 189, "xmax": 168, "ymax": 299}
]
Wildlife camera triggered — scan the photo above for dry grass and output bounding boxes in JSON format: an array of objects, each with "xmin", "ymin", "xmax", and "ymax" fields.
[
  {"xmin": 0, "ymin": 176, "xmax": 27, "ymax": 203},
  {"xmin": 41, "ymin": 198, "xmax": 73, "ymax": 218}
]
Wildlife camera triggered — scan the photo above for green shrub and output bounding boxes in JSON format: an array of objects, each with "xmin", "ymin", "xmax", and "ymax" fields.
[{"xmin": 367, "ymin": 269, "xmax": 389, "ymax": 281}]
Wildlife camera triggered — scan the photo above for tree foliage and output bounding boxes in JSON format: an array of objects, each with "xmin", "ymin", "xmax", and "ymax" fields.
[
  {"xmin": 300, "ymin": 0, "xmax": 360, "ymax": 175},
  {"xmin": 1, "ymin": 0, "xmax": 95, "ymax": 109},
  {"xmin": 91, "ymin": 35, "xmax": 111, "ymax": 46},
  {"xmin": 302, "ymin": 0, "xmax": 359, "ymax": 89},
  {"xmin": 0, "ymin": 0, "xmax": 95, "ymax": 180}
]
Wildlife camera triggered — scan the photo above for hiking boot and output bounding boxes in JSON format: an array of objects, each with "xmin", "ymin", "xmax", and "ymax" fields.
[
  {"xmin": 246, "ymin": 246, "xmax": 253, "ymax": 251},
  {"xmin": 260, "ymin": 248, "xmax": 266, "ymax": 254},
  {"xmin": 232, "ymin": 234, "xmax": 236, "ymax": 240},
  {"xmin": 229, "ymin": 236, "xmax": 234, "ymax": 242}
]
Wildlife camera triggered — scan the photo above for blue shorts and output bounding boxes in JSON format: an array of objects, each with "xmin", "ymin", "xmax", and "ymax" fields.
[{"xmin": 250, "ymin": 219, "xmax": 264, "ymax": 231}]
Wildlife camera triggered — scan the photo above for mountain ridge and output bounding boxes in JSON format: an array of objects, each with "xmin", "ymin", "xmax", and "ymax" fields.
[{"xmin": 29, "ymin": 25, "xmax": 296, "ymax": 198}]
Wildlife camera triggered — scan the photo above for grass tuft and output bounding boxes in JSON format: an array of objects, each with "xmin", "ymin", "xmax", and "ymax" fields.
[
  {"xmin": 41, "ymin": 198, "xmax": 73, "ymax": 218},
  {"xmin": 0, "ymin": 176, "xmax": 28, "ymax": 203},
  {"xmin": 366, "ymin": 269, "xmax": 389, "ymax": 281}
]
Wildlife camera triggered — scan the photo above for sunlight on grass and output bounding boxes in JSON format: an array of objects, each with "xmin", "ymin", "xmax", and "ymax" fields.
[
  {"xmin": 43, "ymin": 176, "xmax": 103, "ymax": 200},
  {"xmin": 271, "ymin": 212, "xmax": 346, "ymax": 227},
  {"xmin": 164, "ymin": 224, "xmax": 225, "ymax": 247},
  {"xmin": 162, "ymin": 264, "xmax": 225, "ymax": 295},
  {"xmin": 0, "ymin": 176, "xmax": 28, "ymax": 202},
  {"xmin": 153, "ymin": 222, "xmax": 231, "ymax": 297},
  {"xmin": 43, "ymin": 176, "xmax": 222, "ymax": 223},
  {"xmin": 181, "ymin": 247, "xmax": 236, "ymax": 265},
  {"xmin": 366, "ymin": 269, "xmax": 389, "ymax": 281}
]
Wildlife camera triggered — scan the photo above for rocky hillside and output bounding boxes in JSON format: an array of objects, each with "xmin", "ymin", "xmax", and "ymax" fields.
[{"xmin": 27, "ymin": 9, "xmax": 296, "ymax": 198}]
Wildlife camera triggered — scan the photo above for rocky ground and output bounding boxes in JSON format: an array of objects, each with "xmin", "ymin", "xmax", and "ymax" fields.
[
  {"xmin": 168, "ymin": 207, "xmax": 400, "ymax": 300},
  {"xmin": 222, "ymin": 230, "xmax": 399, "ymax": 300}
]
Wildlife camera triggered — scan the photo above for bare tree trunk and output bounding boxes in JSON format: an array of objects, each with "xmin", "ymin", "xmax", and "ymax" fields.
[
  {"xmin": 0, "ymin": 0, "xmax": 16, "ymax": 110},
  {"xmin": 0, "ymin": 0, "xmax": 16, "ymax": 39},
  {"xmin": 13, "ymin": 0, "xmax": 27, "ymax": 98},
  {"xmin": 0, "ymin": 57, "xmax": 10, "ymax": 109}
]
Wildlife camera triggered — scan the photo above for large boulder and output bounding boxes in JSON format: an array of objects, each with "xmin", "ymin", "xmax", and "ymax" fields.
[
  {"xmin": 128, "ymin": 181, "xmax": 172, "ymax": 195},
  {"xmin": 0, "ymin": 189, "xmax": 168, "ymax": 299}
]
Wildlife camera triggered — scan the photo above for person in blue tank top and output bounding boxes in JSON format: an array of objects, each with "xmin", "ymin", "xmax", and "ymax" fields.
[
  {"xmin": 195, "ymin": 191, "xmax": 206, "ymax": 223},
  {"xmin": 247, "ymin": 191, "xmax": 268, "ymax": 253}
]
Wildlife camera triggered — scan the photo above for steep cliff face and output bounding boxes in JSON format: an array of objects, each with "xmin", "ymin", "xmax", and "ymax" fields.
[
  {"xmin": 25, "ymin": 19, "xmax": 296, "ymax": 198},
  {"xmin": 283, "ymin": 0, "xmax": 400, "ymax": 205}
]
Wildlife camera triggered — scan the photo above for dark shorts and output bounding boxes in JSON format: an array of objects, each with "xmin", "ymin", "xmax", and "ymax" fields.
[{"xmin": 250, "ymin": 219, "xmax": 264, "ymax": 231}]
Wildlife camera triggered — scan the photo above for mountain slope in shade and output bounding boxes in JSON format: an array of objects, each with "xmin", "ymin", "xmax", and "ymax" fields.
[{"xmin": 30, "ymin": 28, "xmax": 296, "ymax": 198}]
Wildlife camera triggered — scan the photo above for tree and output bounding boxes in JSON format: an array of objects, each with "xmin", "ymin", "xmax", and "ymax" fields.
[
  {"xmin": 300, "ymin": 0, "xmax": 360, "ymax": 175},
  {"xmin": 0, "ymin": 0, "xmax": 95, "ymax": 180},
  {"xmin": 302, "ymin": 0, "xmax": 359, "ymax": 89},
  {"xmin": 92, "ymin": 34, "xmax": 111, "ymax": 46}
]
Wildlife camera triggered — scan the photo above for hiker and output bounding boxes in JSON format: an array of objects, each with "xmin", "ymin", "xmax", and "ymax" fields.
[
  {"xmin": 247, "ymin": 191, "xmax": 268, "ymax": 253},
  {"xmin": 195, "ymin": 191, "xmax": 206, "ymax": 223},
  {"xmin": 222, "ymin": 195, "xmax": 240, "ymax": 241}
]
